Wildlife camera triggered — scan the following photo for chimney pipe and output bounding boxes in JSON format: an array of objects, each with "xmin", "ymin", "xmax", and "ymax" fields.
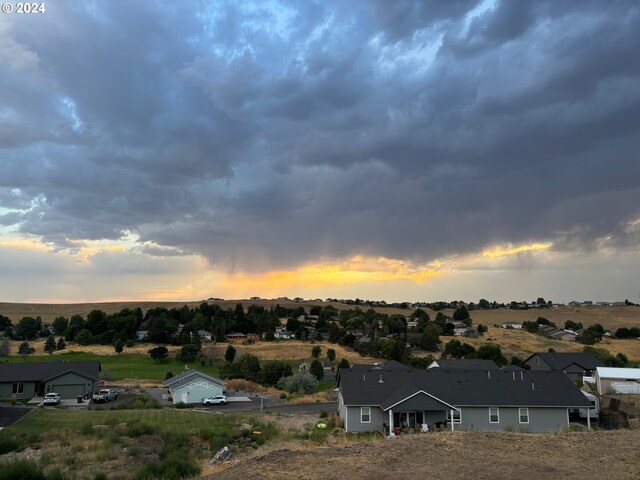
[
  {"xmin": 379, "ymin": 374, "xmax": 384, "ymax": 383},
  {"xmin": 512, "ymin": 371, "xmax": 515, "ymax": 381},
  {"xmin": 520, "ymin": 371, "xmax": 524, "ymax": 381},
  {"xmin": 531, "ymin": 381, "xmax": 535, "ymax": 391},
  {"xmin": 487, "ymin": 371, "xmax": 491, "ymax": 379}
]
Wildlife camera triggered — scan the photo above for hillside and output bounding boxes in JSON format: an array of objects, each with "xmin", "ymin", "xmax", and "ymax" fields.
[{"xmin": 205, "ymin": 430, "xmax": 640, "ymax": 480}]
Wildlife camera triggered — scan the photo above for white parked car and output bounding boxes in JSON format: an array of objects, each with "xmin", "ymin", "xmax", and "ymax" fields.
[
  {"xmin": 43, "ymin": 393, "xmax": 61, "ymax": 406},
  {"xmin": 202, "ymin": 395, "xmax": 227, "ymax": 406}
]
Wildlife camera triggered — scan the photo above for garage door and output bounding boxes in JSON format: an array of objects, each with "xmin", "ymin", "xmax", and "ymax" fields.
[{"xmin": 51, "ymin": 384, "xmax": 85, "ymax": 399}]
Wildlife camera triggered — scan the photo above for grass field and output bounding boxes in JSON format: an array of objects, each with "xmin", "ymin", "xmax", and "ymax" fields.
[{"xmin": 1, "ymin": 351, "xmax": 224, "ymax": 382}]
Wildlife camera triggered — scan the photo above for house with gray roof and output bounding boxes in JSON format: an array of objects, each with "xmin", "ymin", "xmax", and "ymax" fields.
[
  {"xmin": 338, "ymin": 364, "xmax": 592, "ymax": 434},
  {"xmin": 162, "ymin": 369, "xmax": 224, "ymax": 405},
  {"xmin": 0, "ymin": 361, "xmax": 100, "ymax": 400},
  {"xmin": 427, "ymin": 359, "xmax": 500, "ymax": 370},
  {"xmin": 524, "ymin": 352, "xmax": 605, "ymax": 380}
]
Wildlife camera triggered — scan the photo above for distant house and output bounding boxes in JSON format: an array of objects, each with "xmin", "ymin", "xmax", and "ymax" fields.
[
  {"xmin": 427, "ymin": 359, "xmax": 500, "ymax": 370},
  {"xmin": 225, "ymin": 332, "xmax": 246, "ymax": 341},
  {"xmin": 0, "ymin": 361, "xmax": 100, "ymax": 400},
  {"xmin": 300, "ymin": 357, "xmax": 333, "ymax": 375},
  {"xmin": 501, "ymin": 322, "xmax": 522, "ymax": 329},
  {"xmin": 549, "ymin": 331, "xmax": 577, "ymax": 341},
  {"xmin": 162, "ymin": 369, "xmax": 225, "ymax": 405},
  {"xmin": 198, "ymin": 330, "xmax": 212, "ymax": 342},
  {"xmin": 524, "ymin": 352, "xmax": 605, "ymax": 381},
  {"xmin": 594, "ymin": 367, "xmax": 640, "ymax": 395},
  {"xmin": 136, "ymin": 330, "xmax": 148, "ymax": 341},
  {"xmin": 274, "ymin": 328, "xmax": 294, "ymax": 340},
  {"xmin": 338, "ymin": 364, "xmax": 592, "ymax": 434}
]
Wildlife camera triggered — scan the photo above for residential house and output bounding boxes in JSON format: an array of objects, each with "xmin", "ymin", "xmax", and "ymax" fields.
[
  {"xmin": 524, "ymin": 352, "xmax": 605, "ymax": 381},
  {"xmin": 337, "ymin": 364, "xmax": 593, "ymax": 434},
  {"xmin": 198, "ymin": 330, "xmax": 212, "ymax": 342},
  {"xmin": 162, "ymin": 369, "xmax": 225, "ymax": 405},
  {"xmin": 427, "ymin": 359, "xmax": 500, "ymax": 370},
  {"xmin": 549, "ymin": 330, "xmax": 577, "ymax": 341},
  {"xmin": 594, "ymin": 367, "xmax": 640, "ymax": 395},
  {"xmin": 136, "ymin": 330, "xmax": 148, "ymax": 341},
  {"xmin": 225, "ymin": 332, "xmax": 247, "ymax": 342},
  {"xmin": 501, "ymin": 322, "xmax": 522, "ymax": 329},
  {"xmin": 0, "ymin": 361, "xmax": 100, "ymax": 400},
  {"xmin": 274, "ymin": 328, "xmax": 293, "ymax": 340},
  {"xmin": 451, "ymin": 321, "xmax": 468, "ymax": 336},
  {"xmin": 300, "ymin": 357, "xmax": 333, "ymax": 375}
]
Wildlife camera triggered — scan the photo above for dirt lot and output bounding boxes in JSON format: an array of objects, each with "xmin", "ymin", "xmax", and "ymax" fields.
[{"xmin": 205, "ymin": 429, "xmax": 640, "ymax": 480}]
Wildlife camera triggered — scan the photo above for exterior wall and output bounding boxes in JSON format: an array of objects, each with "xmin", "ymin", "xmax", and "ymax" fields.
[
  {"xmin": 525, "ymin": 356, "xmax": 551, "ymax": 371},
  {"xmin": 458, "ymin": 407, "xmax": 569, "ymax": 432},
  {"xmin": 344, "ymin": 405, "xmax": 385, "ymax": 433},
  {"xmin": 0, "ymin": 381, "xmax": 37, "ymax": 399},
  {"xmin": 45, "ymin": 372, "xmax": 95, "ymax": 398},
  {"xmin": 563, "ymin": 364, "xmax": 586, "ymax": 381},
  {"xmin": 171, "ymin": 380, "xmax": 223, "ymax": 404}
]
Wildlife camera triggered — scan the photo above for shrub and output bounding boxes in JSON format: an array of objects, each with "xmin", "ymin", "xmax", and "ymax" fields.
[
  {"xmin": 277, "ymin": 372, "xmax": 319, "ymax": 394},
  {"xmin": 0, "ymin": 460, "xmax": 46, "ymax": 480},
  {"xmin": 0, "ymin": 437, "xmax": 20, "ymax": 455},
  {"xmin": 135, "ymin": 452, "xmax": 200, "ymax": 480},
  {"xmin": 124, "ymin": 421, "xmax": 158, "ymax": 437}
]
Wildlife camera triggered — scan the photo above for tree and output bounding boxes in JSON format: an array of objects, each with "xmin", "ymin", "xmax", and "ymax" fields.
[
  {"xmin": 179, "ymin": 344, "xmax": 200, "ymax": 362},
  {"xmin": 326, "ymin": 348, "xmax": 336, "ymax": 363},
  {"xmin": 277, "ymin": 372, "xmax": 319, "ymax": 394},
  {"xmin": 475, "ymin": 343, "xmax": 508, "ymax": 366},
  {"xmin": 44, "ymin": 335, "xmax": 56, "ymax": 355},
  {"xmin": 577, "ymin": 330, "xmax": 602, "ymax": 345},
  {"xmin": 18, "ymin": 341, "xmax": 35, "ymax": 361},
  {"xmin": 452, "ymin": 305, "xmax": 471, "ymax": 326},
  {"xmin": 311, "ymin": 345, "xmax": 321, "ymax": 358},
  {"xmin": 0, "ymin": 337, "xmax": 10, "ymax": 357},
  {"xmin": 114, "ymin": 339, "xmax": 124, "ymax": 354},
  {"xmin": 408, "ymin": 355, "xmax": 434, "ymax": 369},
  {"xmin": 75, "ymin": 329, "xmax": 92, "ymax": 345},
  {"xmin": 15, "ymin": 317, "xmax": 42, "ymax": 340},
  {"xmin": 477, "ymin": 324, "xmax": 488, "ymax": 335},
  {"xmin": 51, "ymin": 316, "xmax": 69, "ymax": 336},
  {"xmin": 441, "ymin": 339, "xmax": 476, "ymax": 359},
  {"xmin": 149, "ymin": 346, "xmax": 169, "ymax": 362},
  {"xmin": 564, "ymin": 320, "xmax": 583, "ymax": 331},
  {"xmin": 225, "ymin": 344, "xmax": 236, "ymax": 363},
  {"xmin": 56, "ymin": 337, "xmax": 66, "ymax": 350},
  {"xmin": 309, "ymin": 359, "xmax": 324, "ymax": 380},
  {"xmin": 261, "ymin": 360, "xmax": 293, "ymax": 386},
  {"xmin": 478, "ymin": 299, "xmax": 491, "ymax": 310},
  {"xmin": 337, "ymin": 358, "xmax": 350, "ymax": 371},
  {"xmin": 164, "ymin": 371, "xmax": 174, "ymax": 381},
  {"xmin": 235, "ymin": 354, "xmax": 261, "ymax": 382}
]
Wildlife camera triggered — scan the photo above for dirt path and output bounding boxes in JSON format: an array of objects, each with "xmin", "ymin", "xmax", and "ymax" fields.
[{"xmin": 204, "ymin": 430, "xmax": 640, "ymax": 480}]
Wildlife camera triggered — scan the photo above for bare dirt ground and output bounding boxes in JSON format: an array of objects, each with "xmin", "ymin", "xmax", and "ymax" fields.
[{"xmin": 204, "ymin": 430, "xmax": 640, "ymax": 480}]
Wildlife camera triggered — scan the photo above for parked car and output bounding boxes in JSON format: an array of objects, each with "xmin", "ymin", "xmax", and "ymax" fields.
[
  {"xmin": 43, "ymin": 393, "xmax": 61, "ymax": 406},
  {"xmin": 202, "ymin": 395, "xmax": 227, "ymax": 406},
  {"xmin": 91, "ymin": 389, "xmax": 118, "ymax": 403}
]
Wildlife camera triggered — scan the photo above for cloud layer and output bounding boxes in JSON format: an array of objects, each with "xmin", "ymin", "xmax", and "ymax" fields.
[{"xmin": 1, "ymin": 0, "xmax": 639, "ymax": 300}]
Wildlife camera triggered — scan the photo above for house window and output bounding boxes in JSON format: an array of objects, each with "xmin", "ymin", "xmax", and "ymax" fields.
[
  {"xmin": 519, "ymin": 408, "xmax": 529, "ymax": 424},
  {"xmin": 361, "ymin": 407, "xmax": 371, "ymax": 423},
  {"xmin": 11, "ymin": 383, "xmax": 24, "ymax": 395},
  {"xmin": 489, "ymin": 407, "xmax": 500, "ymax": 423},
  {"xmin": 447, "ymin": 410, "xmax": 462, "ymax": 424}
]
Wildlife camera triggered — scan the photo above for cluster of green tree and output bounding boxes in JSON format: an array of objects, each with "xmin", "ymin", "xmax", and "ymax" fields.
[
  {"xmin": 219, "ymin": 345, "xmax": 349, "ymax": 389},
  {"xmin": 615, "ymin": 326, "xmax": 640, "ymax": 338},
  {"xmin": 582, "ymin": 346, "xmax": 635, "ymax": 368},
  {"xmin": 440, "ymin": 339, "xmax": 509, "ymax": 366}
]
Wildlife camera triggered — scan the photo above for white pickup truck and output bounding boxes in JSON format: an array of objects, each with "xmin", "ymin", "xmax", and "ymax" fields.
[{"xmin": 91, "ymin": 389, "xmax": 118, "ymax": 403}]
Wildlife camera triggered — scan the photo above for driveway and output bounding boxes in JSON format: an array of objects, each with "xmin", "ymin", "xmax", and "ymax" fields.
[{"xmin": 0, "ymin": 405, "xmax": 32, "ymax": 429}]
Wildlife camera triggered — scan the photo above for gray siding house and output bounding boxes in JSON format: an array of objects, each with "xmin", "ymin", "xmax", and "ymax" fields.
[
  {"xmin": 524, "ymin": 352, "xmax": 605, "ymax": 380},
  {"xmin": 338, "ymin": 364, "xmax": 592, "ymax": 434},
  {"xmin": 0, "ymin": 361, "xmax": 101, "ymax": 400},
  {"xmin": 163, "ymin": 369, "xmax": 224, "ymax": 405}
]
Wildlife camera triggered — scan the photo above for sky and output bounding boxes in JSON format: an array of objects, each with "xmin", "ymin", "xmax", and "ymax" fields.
[{"xmin": 1, "ymin": 0, "xmax": 639, "ymax": 304}]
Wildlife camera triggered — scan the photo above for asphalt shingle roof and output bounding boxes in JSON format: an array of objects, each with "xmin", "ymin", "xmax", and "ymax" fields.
[
  {"xmin": 526, "ymin": 352, "xmax": 606, "ymax": 370},
  {"xmin": 0, "ymin": 361, "xmax": 100, "ymax": 383},
  {"xmin": 340, "ymin": 365, "xmax": 591, "ymax": 409},
  {"xmin": 431, "ymin": 359, "xmax": 500, "ymax": 370},
  {"xmin": 162, "ymin": 369, "xmax": 224, "ymax": 389}
]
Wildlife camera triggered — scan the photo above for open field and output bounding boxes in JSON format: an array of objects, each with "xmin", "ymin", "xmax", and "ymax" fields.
[{"xmin": 208, "ymin": 429, "xmax": 640, "ymax": 480}]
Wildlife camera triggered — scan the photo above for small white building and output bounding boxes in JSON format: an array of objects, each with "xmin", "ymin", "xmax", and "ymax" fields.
[
  {"xmin": 594, "ymin": 367, "xmax": 640, "ymax": 395},
  {"xmin": 163, "ymin": 369, "xmax": 225, "ymax": 405}
]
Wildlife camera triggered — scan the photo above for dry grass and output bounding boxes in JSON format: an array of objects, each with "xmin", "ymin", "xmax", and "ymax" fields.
[
  {"xmin": 204, "ymin": 340, "xmax": 377, "ymax": 364},
  {"xmin": 205, "ymin": 429, "xmax": 640, "ymax": 480},
  {"xmin": 6, "ymin": 338, "xmax": 182, "ymax": 356}
]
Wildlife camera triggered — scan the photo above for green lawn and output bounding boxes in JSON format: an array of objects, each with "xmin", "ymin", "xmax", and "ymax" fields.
[{"xmin": 2, "ymin": 352, "xmax": 224, "ymax": 381}]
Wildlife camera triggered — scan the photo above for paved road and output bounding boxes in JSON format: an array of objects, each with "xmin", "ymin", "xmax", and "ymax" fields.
[{"xmin": 0, "ymin": 405, "xmax": 32, "ymax": 429}]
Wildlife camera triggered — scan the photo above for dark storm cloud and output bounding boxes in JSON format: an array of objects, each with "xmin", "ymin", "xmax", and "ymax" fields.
[{"xmin": 1, "ymin": 0, "xmax": 639, "ymax": 269}]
